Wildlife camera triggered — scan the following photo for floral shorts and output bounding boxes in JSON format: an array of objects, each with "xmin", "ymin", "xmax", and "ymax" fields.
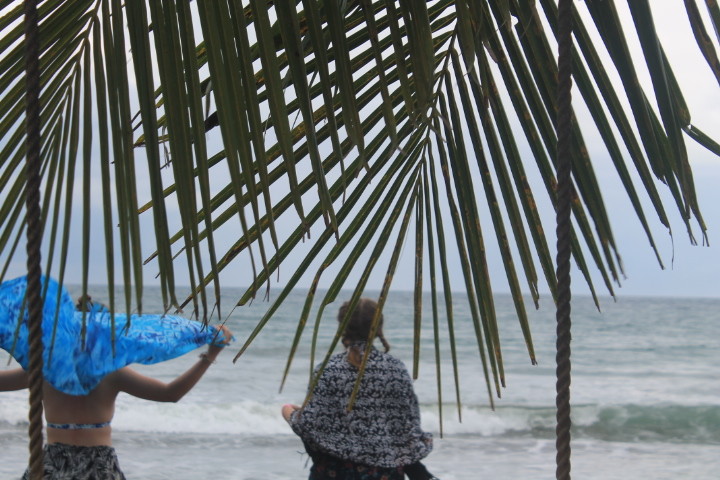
[{"xmin": 22, "ymin": 443, "xmax": 126, "ymax": 480}]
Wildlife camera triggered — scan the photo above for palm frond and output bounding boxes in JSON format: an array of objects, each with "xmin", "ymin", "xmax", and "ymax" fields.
[{"xmin": 1, "ymin": 0, "xmax": 717, "ymax": 401}]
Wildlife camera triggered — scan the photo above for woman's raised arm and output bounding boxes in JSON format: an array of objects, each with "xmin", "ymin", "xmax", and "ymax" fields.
[{"xmin": 110, "ymin": 325, "xmax": 232, "ymax": 403}]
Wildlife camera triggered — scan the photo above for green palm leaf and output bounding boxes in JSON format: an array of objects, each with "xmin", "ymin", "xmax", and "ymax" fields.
[{"xmin": 1, "ymin": 0, "xmax": 716, "ymax": 402}]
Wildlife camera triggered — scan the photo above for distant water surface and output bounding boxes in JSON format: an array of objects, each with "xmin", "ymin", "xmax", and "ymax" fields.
[{"xmin": 1, "ymin": 287, "xmax": 719, "ymax": 479}]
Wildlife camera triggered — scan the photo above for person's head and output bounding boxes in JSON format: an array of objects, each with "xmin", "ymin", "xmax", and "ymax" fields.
[{"xmin": 337, "ymin": 298, "xmax": 390, "ymax": 367}]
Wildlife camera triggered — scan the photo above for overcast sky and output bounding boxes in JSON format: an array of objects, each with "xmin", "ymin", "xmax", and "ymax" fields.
[
  {"xmin": 381, "ymin": 2, "xmax": 720, "ymax": 301},
  {"xmin": 381, "ymin": 2, "xmax": 720, "ymax": 300},
  {"xmin": 566, "ymin": 3, "xmax": 720, "ymax": 299}
]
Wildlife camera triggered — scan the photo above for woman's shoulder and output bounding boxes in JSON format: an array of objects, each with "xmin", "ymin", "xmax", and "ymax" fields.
[
  {"xmin": 314, "ymin": 351, "xmax": 350, "ymax": 371},
  {"xmin": 372, "ymin": 350, "xmax": 410, "ymax": 372},
  {"xmin": 373, "ymin": 349, "xmax": 400, "ymax": 361},
  {"xmin": 317, "ymin": 348, "xmax": 408, "ymax": 374}
]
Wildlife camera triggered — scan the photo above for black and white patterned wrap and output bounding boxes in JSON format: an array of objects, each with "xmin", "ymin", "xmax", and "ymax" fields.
[{"xmin": 290, "ymin": 346, "xmax": 433, "ymax": 468}]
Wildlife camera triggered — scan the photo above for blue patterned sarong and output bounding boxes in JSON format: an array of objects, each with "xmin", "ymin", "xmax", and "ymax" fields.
[{"xmin": 0, "ymin": 275, "xmax": 226, "ymax": 395}]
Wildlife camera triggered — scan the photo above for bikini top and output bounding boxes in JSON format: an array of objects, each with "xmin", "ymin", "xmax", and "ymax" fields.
[{"xmin": 47, "ymin": 421, "xmax": 111, "ymax": 430}]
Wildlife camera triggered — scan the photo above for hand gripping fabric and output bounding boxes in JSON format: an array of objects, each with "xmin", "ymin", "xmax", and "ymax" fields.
[{"xmin": 0, "ymin": 275, "xmax": 226, "ymax": 395}]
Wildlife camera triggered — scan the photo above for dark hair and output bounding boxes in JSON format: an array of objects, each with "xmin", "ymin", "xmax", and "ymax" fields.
[
  {"xmin": 338, "ymin": 298, "xmax": 390, "ymax": 367},
  {"xmin": 76, "ymin": 294, "xmax": 92, "ymax": 312}
]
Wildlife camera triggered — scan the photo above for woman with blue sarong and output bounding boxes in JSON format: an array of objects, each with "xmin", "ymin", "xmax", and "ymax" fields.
[{"xmin": 0, "ymin": 275, "xmax": 233, "ymax": 479}]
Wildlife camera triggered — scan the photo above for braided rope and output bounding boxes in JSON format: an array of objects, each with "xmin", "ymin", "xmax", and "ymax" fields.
[
  {"xmin": 24, "ymin": 0, "xmax": 45, "ymax": 478},
  {"xmin": 555, "ymin": 0, "xmax": 574, "ymax": 479}
]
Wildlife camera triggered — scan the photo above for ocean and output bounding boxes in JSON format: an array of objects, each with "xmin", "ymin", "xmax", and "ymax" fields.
[{"xmin": 1, "ymin": 287, "xmax": 719, "ymax": 479}]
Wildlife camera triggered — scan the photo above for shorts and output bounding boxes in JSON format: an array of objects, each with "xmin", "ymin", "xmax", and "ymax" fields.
[
  {"xmin": 308, "ymin": 453, "xmax": 403, "ymax": 480},
  {"xmin": 22, "ymin": 443, "xmax": 126, "ymax": 480}
]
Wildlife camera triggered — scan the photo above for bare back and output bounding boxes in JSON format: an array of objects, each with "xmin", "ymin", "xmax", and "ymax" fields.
[{"xmin": 43, "ymin": 373, "xmax": 121, "ymax": 446}]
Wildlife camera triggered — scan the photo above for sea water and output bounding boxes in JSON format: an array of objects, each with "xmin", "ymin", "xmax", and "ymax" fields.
[{"xmin": 1, "ymin": 288, "xmax": 719, "ymax": 479}]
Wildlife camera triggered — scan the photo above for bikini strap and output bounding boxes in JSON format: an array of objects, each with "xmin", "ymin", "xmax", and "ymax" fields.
[{"xmin": 47, "ymin": 421, "xmax": 111, "ymax": 430}]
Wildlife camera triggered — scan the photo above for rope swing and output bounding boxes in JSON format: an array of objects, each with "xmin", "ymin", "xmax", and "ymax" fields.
[
  {"xmin": 24, "ymin": 0, "xmax": 46, "ymax": 478},
  {"xmin": 555, "ymin": 0, "xmax": 574, "ymax": 479}
]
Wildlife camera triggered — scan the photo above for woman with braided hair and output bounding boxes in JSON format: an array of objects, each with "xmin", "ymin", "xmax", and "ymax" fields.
[{"xmin": 282, "ymin": 298, "xmax": 437, "ymax": 480}]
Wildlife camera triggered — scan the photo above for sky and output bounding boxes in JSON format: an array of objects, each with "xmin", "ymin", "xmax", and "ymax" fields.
[
  {"xmin": 362, "ymin": 2, "xmax": 720, "ymax": 301},
  {"xmin": 2, "ymin": 2, "xmax": 719, "ymax": 301},
  {"xmin": 411, "ymin": 2, "xmax": 720, "ymax": 301},
  {"xmin": 560, "ymin": 3, "xmax": 720, "ymax": 299}
]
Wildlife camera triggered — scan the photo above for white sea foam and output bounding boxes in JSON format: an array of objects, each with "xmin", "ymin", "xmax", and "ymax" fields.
[
  {"xmin": 113, "ymin": 398, "xmax": 293, "ymax": 435},
  {"xmin": 0, "ymin": 390, "xmax": 29, "ymax": 426}
]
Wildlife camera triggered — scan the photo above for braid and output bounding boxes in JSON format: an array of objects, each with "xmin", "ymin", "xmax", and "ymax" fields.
[{"xmin": 377, "ymin": 332, "xmax": 390, "ymax": 353}]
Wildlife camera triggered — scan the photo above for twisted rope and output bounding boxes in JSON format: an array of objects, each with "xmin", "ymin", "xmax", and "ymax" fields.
[
  {"xmin": 24, "ymin": 0, "xmax": 45, "ymax": 478},
  {"xmin": 555, "ymin": 0, "xmax": 574, "ymax": 479}
]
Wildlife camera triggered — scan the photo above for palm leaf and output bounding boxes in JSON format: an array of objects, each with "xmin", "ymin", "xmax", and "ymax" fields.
[{"xmin": 1, "ymin": 0, "xmax": 716, "ymax": 404}]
